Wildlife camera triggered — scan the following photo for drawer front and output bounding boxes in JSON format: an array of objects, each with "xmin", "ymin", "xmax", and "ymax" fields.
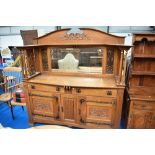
[
  {"xmin": 29, "ymin": 90, "xmax": 57, "ymax": 97},
  {"xmin": 74, "ymin": 88, "xmax": 117, "ymax": 97},
  {"xmin": 28, "ymin": 84, "xmax": 60, "ymax": 92},
  {"xmin": 133, "ymin": 101, "xmax": 154, "ymax": 111},
  {"xmin": 79, "ymin": 96, "xmax": 116, "ymax": 127},
  {"xmin": 28, "ymin": 84, "xmax": 117, "ymax": 97}
]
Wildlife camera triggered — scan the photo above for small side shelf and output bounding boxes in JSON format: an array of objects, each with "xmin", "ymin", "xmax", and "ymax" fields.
[
  {"xmin": 134, "ymin": 54, "xmax": 155, "ymax": 59},
  {"xmin": 132, "ymin": 71, "xmax": 155, "ymax": 76}
]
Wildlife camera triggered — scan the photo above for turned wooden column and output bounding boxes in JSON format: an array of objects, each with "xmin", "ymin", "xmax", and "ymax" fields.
[{"xmin": 118, "ymin": 50, "xmax": 124, "ymax": 84}]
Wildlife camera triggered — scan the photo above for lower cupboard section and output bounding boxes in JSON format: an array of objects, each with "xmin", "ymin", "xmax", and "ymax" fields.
[
  {"xmin": 126, "ymin": 100, "xmax": 155, "ymax": 129},
  {"xmin": 28, "ymin": 90, "xmax": 121, "ymax": 128}
]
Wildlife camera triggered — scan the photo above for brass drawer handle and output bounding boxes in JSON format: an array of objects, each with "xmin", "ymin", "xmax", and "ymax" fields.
[
  {"xmin": 76, "ymin": 88, "xmax": 81, "ymax": 93},
  {"xmin": 56, "ymin": 86, "xmax": 60, "ymax": 92},
  {"xmin": 31, "ymin": 85, "xmax": 35, "ymax": 89},
  {"xmin": 107, "ymin": 90, "xmax": 112, "ymax": 96},
  {"xmin": 64, "ymin": 86, "xmax": 72, "ymax": 92}
]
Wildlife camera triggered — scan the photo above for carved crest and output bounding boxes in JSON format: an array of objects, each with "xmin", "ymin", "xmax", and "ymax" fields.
[{"xmin": 63, "ymin": 28, "xmax": 89, "ymax": 40}]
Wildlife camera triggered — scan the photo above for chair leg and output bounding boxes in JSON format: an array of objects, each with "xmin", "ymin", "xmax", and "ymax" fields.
[
  {"xmin": 21, "ymin": 106, "xmax": 24, "ymax": 111},
  {"xmin": 10, "ymin": 105, "xmax": 15, "ymax": 120}
]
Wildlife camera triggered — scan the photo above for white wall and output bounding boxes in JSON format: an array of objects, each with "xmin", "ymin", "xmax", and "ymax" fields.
[{"xmin": 0, "ymin": 35, "xmax": 23, "ymax": 49}]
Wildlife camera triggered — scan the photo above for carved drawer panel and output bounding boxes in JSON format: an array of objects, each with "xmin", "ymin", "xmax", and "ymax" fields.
[
  {"xmin": 79, "ymin": 96, "xmax": 116, "ymax": 127},
  {"xmin": 74, "ymin": 88, "xmax": 117, "ymax": 97}
]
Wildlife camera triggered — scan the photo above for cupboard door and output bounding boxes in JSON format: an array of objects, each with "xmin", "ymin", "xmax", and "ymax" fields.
[
  {"xmin": 30, "ymin": 93, "xmax": 59, "ymax": 119},
  {"xmin": 128, "ymin": 110, "xmax": 153, "ymax": 129},
  {"xmin": 61, "ymin": 94, "xmax": 77, "ymax": 122},
  {"xmin": 79, "ymin": 96, "xmax": 116, "ymax": 127}
]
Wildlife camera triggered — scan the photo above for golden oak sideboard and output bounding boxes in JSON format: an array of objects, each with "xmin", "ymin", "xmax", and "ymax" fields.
[{"xmin": 16, "ymin": 28, "xmax": 131, "ymax": 128}]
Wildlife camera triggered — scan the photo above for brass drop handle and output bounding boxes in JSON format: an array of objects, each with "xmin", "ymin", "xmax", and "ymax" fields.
[
  {"xmin": 64, "ymin": 86, "xmax": 72, "ymax": 92},
  {"xmin": 31, "ymin": 85, "xmax": 35, "ymax": 89},
  {"xmin": 76, "ymin": 88, "xmax": 81, "ymax": 93},
  {"xmin": 56, "ymin": 86, "xmax": 60, "ymax": 91},
  {"xmin": 107, "ymin": 90, "xmax": 112, "ymax": 96}
]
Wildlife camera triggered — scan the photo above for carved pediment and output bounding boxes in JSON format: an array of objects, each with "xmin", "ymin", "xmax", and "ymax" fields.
[{"xmin": 33, "ymin": 28, "xmax": 125, "ymax": 45}]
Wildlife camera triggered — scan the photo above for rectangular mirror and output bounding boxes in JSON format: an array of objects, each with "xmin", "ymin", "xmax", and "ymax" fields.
[{"xmin": 51, "ymin": 47, "xmax": 103, "ymax": 74}]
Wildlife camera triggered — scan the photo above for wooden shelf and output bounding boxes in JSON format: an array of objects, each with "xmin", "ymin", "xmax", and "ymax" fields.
[
  {"xmin": 134, "ymin": 54, "xmax": 155, "ymax": 58},
  {"xmin": 132, "ymin": 71, "xmax": 155, "ymax": 75}
]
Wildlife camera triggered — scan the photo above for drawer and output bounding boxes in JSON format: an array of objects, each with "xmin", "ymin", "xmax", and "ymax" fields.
[
  {"xmin": 133, "ymin": 101, "xmax": 154, "ymax": 111},
  {"xmin": 75, "ymin": 88, "xmax": 117, "ymax": 97},
  {"xmin": 29, "ymin": 90, "xmax": 59, "ymax": 99},
  {"xmin": 28, "ymin": 84, "xmax": 62, "ymax": 92},
  {"xmin": 81, "ymin": 96, "xmax": 116, "ymax": 104}
]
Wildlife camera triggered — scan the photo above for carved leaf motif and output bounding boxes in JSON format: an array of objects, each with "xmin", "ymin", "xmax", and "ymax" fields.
[
  {"xmin": 63, "ymin": 33, "xmax": 89, "ymax": 40},
  {"xmin": 89, "ymin": 108, "xmax": 109, "ymax": 118},
  {"xmin": 34, "ymin": 103, "xmax": 50, "ymax": 111}
]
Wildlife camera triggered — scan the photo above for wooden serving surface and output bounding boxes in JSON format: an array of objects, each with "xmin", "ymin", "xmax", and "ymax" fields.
[{"xmin": 28, "ymin": 74, "xmax": 120, "ymax": 88}]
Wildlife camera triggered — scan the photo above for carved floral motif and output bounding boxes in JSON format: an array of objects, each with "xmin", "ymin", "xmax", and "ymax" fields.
[
  {"xmin": 89, "ymin": 108, "xmax": 109, "ymax": 118},
  {"xmin": 63, "ymin": 33, "xmax": 89, "ymax": 40}
]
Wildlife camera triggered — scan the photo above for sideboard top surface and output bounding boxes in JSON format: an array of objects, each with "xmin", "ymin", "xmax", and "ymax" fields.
[{"xmin": 27, "ymin": 74, "xmax": 122, "ymax": 88}]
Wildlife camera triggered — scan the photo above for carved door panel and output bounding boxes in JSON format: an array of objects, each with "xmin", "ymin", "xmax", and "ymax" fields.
[
  {"xmin": 61, "ymin": 94, "xmax": 77, "ymax": 123},
  {"xmin": 30, "ymin": 93, "xmax": 59, "ymax": 119},
  {"xmin": 79, "ymin": 96, "xmax": 116, "ymax": 127},
  {"xmin": 128, "ymin": 110, "xmax": 153, "ymax": 129}
]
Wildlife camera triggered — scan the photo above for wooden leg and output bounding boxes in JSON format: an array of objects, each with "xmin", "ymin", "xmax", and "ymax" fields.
[
  {"xmin": 21, "ymin": 106, "xmax": 24, "ymax": 111},
  {"xmin": 10, "ymin": 105, "xmax": 15, "ymax": 120}
]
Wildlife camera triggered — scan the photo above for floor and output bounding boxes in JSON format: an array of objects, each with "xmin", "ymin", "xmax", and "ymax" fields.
[{"xmin": 0, "ymin": 102, "xmax": 30, "ymax": 128}]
